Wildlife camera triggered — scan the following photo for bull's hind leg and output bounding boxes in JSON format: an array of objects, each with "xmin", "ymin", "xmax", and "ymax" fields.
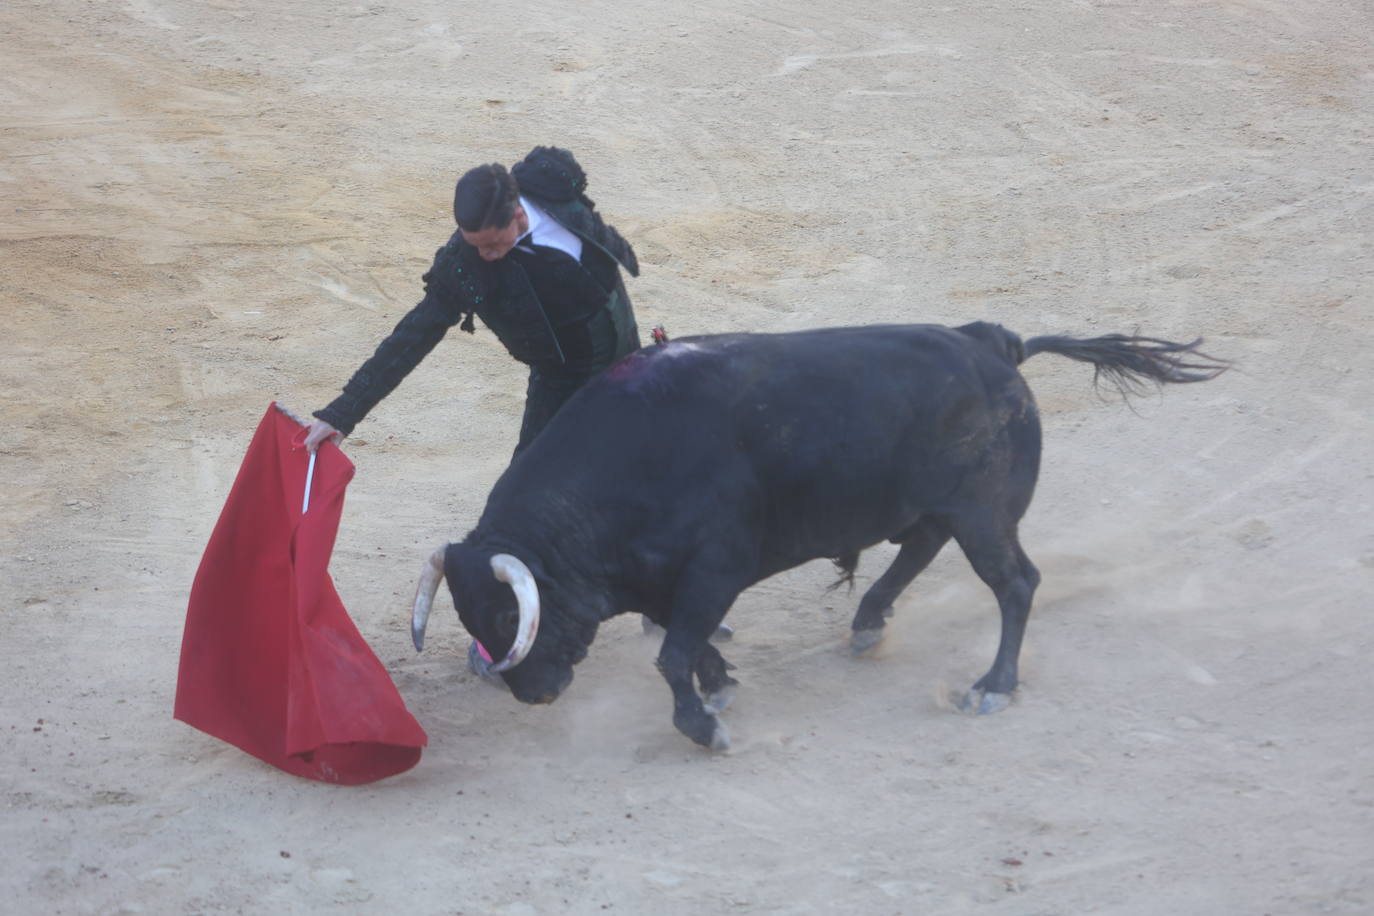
[
  {"xmin": 950, "ymin": 517, "xmax": 1041, "ymax": 714},
  {"xmin": 850, "ymin": 518, "xmax": 950, "ymax": 654}
]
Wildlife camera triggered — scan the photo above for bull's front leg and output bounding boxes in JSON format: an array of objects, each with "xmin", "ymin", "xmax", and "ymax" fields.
[
  {"xmin": 657, "ymin": 637, "xmax": 730, "ymax": 751},
  {"xmin": 695, "ymin": 642, "xmax": 738, "ymax": 715},
  {"xmin": 656, "ymin": 582, "xmax": 738, "ymax": 751}
]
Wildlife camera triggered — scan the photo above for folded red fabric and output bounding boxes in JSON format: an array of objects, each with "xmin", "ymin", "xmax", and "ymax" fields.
[{"xmin": 175, "ymin": 403, "xmax": 426, "ymax": 784}]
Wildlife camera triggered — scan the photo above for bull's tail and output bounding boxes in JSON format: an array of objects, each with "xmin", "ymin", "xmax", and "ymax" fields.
[{"xmin": 1020, "ymin": 331, "xmax": 1229, "ymax": 397}]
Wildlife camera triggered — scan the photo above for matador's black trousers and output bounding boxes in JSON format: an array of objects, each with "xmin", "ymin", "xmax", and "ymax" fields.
[{"xmin": 511, "ymin": 293, "xmax": 640, "ymax": 458}]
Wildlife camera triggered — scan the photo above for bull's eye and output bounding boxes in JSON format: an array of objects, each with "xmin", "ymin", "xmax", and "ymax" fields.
[{"xmin": 497, "ymin": 607, "xmax": 519, "ymax": 636}]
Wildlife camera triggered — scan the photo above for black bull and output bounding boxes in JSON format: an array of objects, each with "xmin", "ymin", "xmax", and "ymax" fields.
[{"xmin": 411, "ymin": 322, "xmax": 1227, "ymax": 750}]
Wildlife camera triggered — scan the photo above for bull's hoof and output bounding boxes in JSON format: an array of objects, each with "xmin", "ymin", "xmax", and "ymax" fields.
[
  {"xmin": 850, "ymin": 627, "xmax": 885, "ymax": 655},
  {"xmin": 958, "ymin": 688, "xmax": 1012, "ymax": 715},
  {"xmin": 703, "ymin": 683, "xmax": 737, "ymax": 715},
  {"xmin": 675, "ymin": 707, "xmax": 730, "ymax": 751},
  {"xmin": 709, "ymin": 719, "xmax": 732, "ymax": 752}
]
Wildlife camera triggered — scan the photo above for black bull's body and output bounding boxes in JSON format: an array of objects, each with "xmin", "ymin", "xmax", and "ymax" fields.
[{"xmin": 412, "ymin": 322, "xmax": 1226, "ymax": 750}]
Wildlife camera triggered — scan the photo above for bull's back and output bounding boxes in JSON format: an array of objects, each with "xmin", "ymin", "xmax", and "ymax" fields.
[
  {"xmin": 496, "ymin": 324, "xmax": 1034, "ymax": 572},
  {"xmin": 706, "ymin": 326, "xmax": 1031, "ymax": 561}
]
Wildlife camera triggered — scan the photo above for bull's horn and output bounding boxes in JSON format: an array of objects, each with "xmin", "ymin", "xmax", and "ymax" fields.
[
  {"xmin": 488, "ymin": 553, "xmax": 540, "ymax": 672},
  {"xmin": 411, "ymin": 546, "xmax": 447, "ymax": 652}
]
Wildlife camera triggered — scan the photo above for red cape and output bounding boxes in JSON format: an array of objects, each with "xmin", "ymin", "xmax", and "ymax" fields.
[{"xmin": 175, "ymin": 404, "xmax": 427, "ymax": 784}]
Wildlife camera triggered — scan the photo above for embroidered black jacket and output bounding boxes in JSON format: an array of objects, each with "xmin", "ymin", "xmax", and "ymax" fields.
[{"xmin": 314, "ymin": 146, "xmax": 640, "ymax": 437}]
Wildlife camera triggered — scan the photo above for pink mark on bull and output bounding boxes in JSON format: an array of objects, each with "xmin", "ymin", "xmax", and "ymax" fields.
[{"xmin": 606, "ymin": 341, "xmax": 704, "ymax": 382}]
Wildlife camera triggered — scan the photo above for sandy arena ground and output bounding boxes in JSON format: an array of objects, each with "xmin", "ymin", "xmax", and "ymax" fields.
[{"xmin": 3, "ymin": 1, "xmax": 1372, "ymax": 913}]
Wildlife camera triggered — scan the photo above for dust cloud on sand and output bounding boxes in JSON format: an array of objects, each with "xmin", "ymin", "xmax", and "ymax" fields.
[{"xmin": 2, "ymin": 0, "xmax": 1372, "ymax": 913}]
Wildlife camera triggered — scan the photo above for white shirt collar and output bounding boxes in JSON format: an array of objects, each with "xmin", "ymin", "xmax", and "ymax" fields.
[
  {"xmin": 518, "ymin": 196, "xmax": 543, "ymax": 242},
  {"xmin": 517, "ymin": 196, "xmax": 583, "ymax": 261}
]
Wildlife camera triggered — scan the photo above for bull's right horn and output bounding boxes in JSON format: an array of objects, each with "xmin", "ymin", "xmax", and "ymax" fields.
[
  {"xmin": 487, "ymin": 553, "xmax": 541, "ymax": 672},
  {"xmin": 411, "ymin": 546, "xmax": 447, "ymax": 652}
]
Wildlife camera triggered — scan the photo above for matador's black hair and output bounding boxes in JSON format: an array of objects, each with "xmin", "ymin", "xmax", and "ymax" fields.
[{"xmin": 454, "ymin": 163, "xmax": 519, "ymax": 232}]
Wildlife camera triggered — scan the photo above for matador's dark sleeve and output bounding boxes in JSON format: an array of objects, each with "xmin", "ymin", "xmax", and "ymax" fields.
[
  {"xmin": 584, "ymin": 209, "xmax": 639, "ymax": 277},
  {"xmin": 313, "ymin": 250, "xmax": 468, "ymax": 437}
]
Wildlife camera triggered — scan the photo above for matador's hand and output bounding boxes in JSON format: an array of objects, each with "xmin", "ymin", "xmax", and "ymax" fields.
[{"xmin": 303, "ymin": 419, "xmax": 341, "ymax": 453}]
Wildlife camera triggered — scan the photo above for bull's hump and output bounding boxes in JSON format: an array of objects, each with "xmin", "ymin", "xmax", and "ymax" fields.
[
  {"xmin": 604, "ymin": 340, "xmax": 712, "ymax": 385},
  {"xmin": 655, "ymin": 341, "xmax": 707, "ymax": 359}
]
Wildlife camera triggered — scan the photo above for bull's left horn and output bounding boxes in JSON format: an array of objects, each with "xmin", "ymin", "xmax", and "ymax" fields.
[
  {"xmin": 488, "ymin": 553, "xmax": 541, "ymax": 672},
  {"xmin": 411, "ymin": 546, "xmax": 447, "ymax": 652}
]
